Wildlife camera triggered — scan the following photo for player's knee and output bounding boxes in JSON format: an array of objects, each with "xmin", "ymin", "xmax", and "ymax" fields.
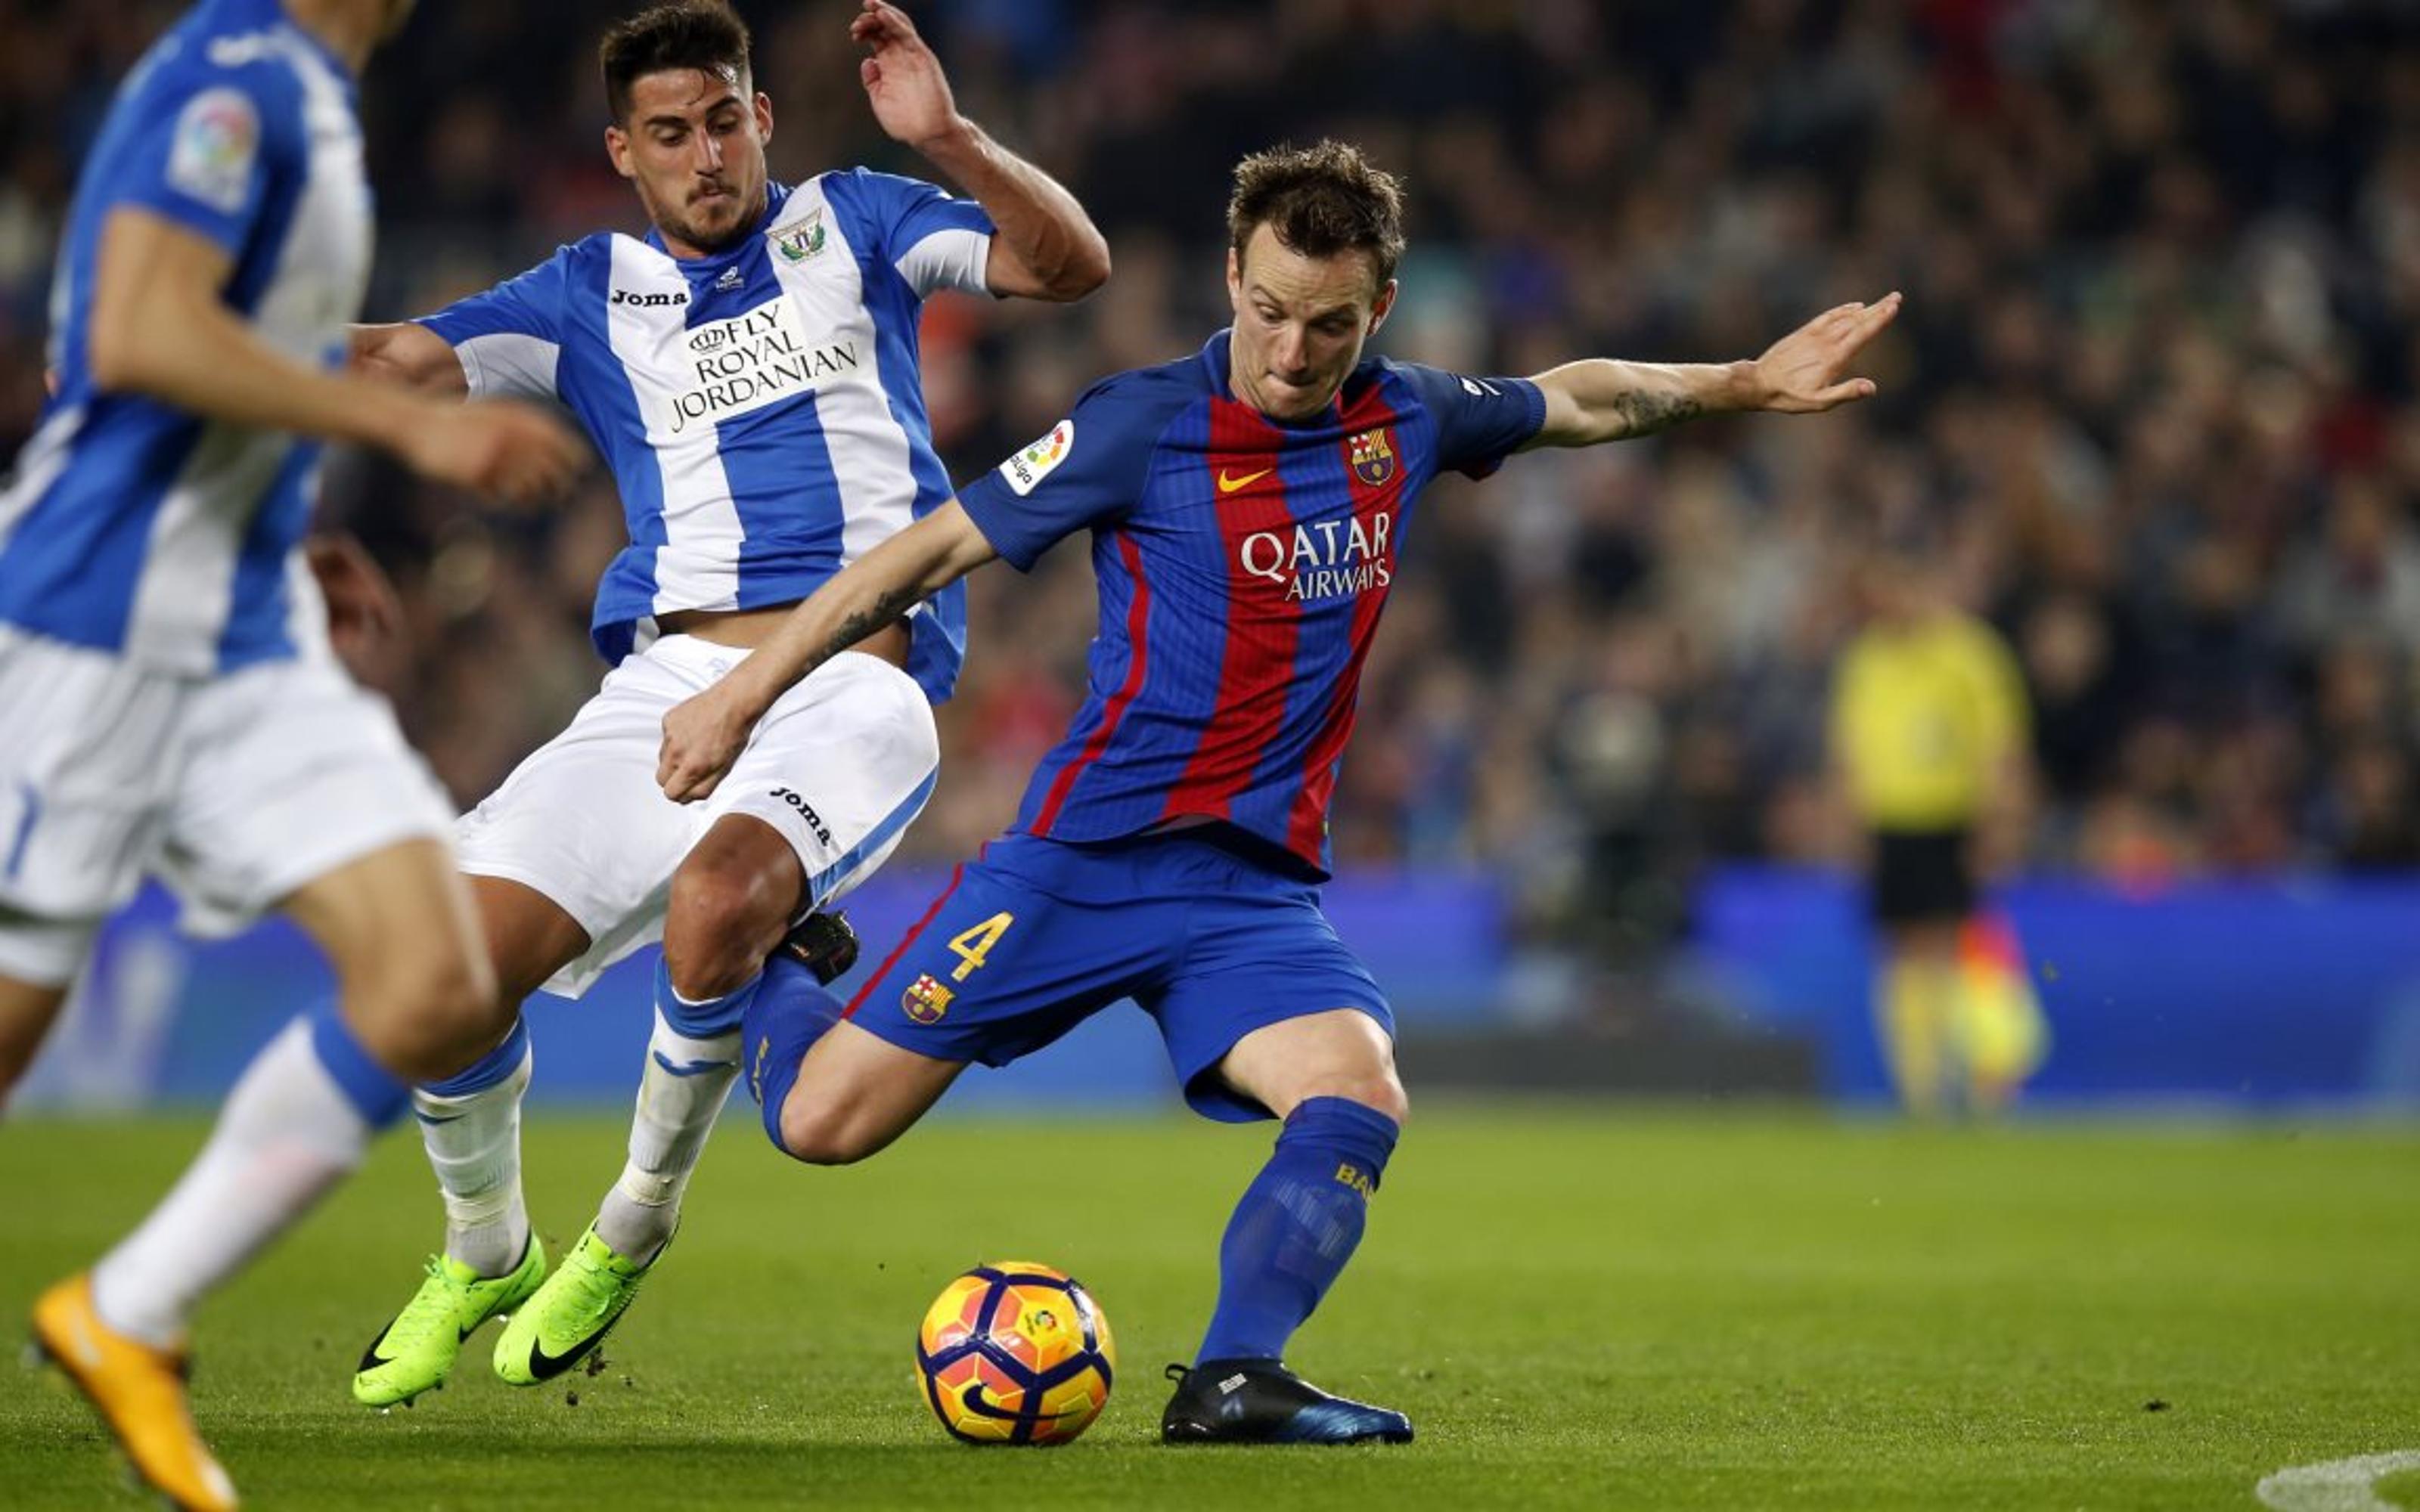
[
  {"xmin": 1289, "ymin": 1064, "xmax": 1409, "ymax": 1126},
  {"xmin": 1328, "ymin": 1077, "xmax": 1410, "ymax": 1126},
  {"xmin": 408, "ymin": 977, "xmax": 502, "ymax": 1079},
  {"xmin": 776, "ymin": 1062, "xmax": 923, "ymax": 1166},
  {"xmin": 355, "ymin": 943, "xmax": 504, "ymax": 1080},
  {"xmin": 776, "ymin": 1099, "xmax": 889, "ymax": 1167},
  {"xmin": 663, "ymin": 863, "xmax": 792, "ymax": 1000}
]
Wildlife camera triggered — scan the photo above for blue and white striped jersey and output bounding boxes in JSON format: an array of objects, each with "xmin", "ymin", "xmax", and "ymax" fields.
[
  {"xmin": 0, "ymin": 0, "xmax": 369, "ymax": 675},
  {"xmin": 418, "ymin": 173, "xmax": 993, "ymax": 702}
]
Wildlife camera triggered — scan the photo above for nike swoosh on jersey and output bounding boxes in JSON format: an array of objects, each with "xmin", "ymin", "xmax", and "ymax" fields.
[{"xmin": 1216, "ymin": 468, "xmax": 1273, "ymax": 494}]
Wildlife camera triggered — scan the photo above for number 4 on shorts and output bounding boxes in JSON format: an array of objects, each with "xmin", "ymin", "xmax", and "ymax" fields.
[{"xmin": 946, "ymin": 912, "xmax": 1013, "ymax": 982}]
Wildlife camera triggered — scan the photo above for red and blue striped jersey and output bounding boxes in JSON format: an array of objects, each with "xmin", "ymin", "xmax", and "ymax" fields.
[{"xmin": 957, "ymin": 331, "xmax": 1544, "ymax": 878}]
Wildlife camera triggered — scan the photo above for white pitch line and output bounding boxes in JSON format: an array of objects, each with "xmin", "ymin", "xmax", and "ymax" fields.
[{"xmin": 2256, "ymin": 1450, "xmax": 2420, "ymax": 1512}]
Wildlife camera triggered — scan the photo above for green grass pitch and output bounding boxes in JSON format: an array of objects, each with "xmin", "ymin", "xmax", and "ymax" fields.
[{"xmin": 3, "ymin": 1105, "xmax": 2415, "ymax": 1510}]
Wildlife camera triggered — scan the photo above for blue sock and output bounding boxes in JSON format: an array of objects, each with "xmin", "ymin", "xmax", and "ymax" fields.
[
  {"xmin": 656, "ymin": 955, "xmax": 762, "ymax": 1040},
  {"xmin": 1196, "ymin": 1096, "xmax": 1401, "ymax": 1365},
  {"xmin": 740, "ymin": 950, "xmax": 848, "ymax": 1156},
  {"xmin": 419, "ymin": 1014, "xmax": 530, "ymax": 1100},
  {"xmin": 306, "ymin": 1005, "xmax": 411, "ymax": 1127}
]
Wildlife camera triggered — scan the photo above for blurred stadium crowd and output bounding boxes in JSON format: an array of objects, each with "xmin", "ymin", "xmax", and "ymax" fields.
[{"xmin": 4, "ymin": 0, "xmax": 2418, "ymax": 967}]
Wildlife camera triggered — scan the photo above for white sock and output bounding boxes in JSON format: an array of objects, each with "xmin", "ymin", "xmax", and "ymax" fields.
[
  {"xmin": 92, "ymin": 1019, "xmax": 373, "ymax": 1347},
  {"xmin": 416, "ymin": 1038, "xmax": 533, "ymax": 1278},
  {"xmin": 592, "ymin": 1010, "xmax": 740, "ymax": 1264}
]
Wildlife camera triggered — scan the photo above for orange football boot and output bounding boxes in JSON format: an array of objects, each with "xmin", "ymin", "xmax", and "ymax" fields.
[{"xmin": 29, "ymin": 1274, "xmax": 237, "ymax": 1512}]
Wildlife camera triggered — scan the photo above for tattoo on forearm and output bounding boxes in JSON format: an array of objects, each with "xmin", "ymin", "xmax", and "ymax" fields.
[
  {"xmin": 1610, "ymin": 389, "xmax": 1704, "ymax": 437},
  {"xmin": 819, "ymin": 586, "xmax": 921, "ymax": 662}
]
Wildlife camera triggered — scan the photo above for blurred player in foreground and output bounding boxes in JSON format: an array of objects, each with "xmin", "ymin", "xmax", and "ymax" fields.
[
  {"xmin": 0, "ymin": 0, "xmax": 583, "ymax": 1504},
  {"xmin": 656, "ymin": 141, "xmax": 1900, "ymax": 1444},
  {"xmin": 345, "ymin": 0, "xmax": 1106, "ymax": 1404},
  {"xmin": 1831, "ymin": 544, "xmax": 2045, "ymax": 1114}
]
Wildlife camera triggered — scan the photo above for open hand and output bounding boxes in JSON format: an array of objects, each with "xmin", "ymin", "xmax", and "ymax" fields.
[
  {"xmin": 1751, "ymin": 292, "xmax": 1903, "ymax": 414},
  {"xmin": 852, "ymin": 1, "xmax": 961, "ymax": 149}
]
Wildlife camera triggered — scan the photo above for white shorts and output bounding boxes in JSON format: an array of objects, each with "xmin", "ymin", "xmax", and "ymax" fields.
[
  {"xmin": 455, "ymin": 635, "xmax": 939, "ymax": 999},
  {"xmin": 0, "ymin": 626, "xmax": 457, "ymax": 987}
]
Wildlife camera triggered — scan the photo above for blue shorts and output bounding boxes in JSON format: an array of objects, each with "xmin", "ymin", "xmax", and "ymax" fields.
[{"xmin": 842, "ymin": 831, "xmax": 1394, "ymax": 1122}]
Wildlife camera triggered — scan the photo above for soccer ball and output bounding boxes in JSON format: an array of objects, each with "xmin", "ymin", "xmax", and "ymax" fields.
[{"xmin": 914, "ymin": 1260, "xmax": 1116, "ymax": 1445}]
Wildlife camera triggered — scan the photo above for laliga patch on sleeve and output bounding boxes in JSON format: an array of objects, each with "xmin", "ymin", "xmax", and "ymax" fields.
[
  {"xmin": 165, "ymin": 87, "xmax": 261, "ymax": 215},
  {"xmin": 998, "ymin": 418, "xmax": 1074, "ymax": 497}
]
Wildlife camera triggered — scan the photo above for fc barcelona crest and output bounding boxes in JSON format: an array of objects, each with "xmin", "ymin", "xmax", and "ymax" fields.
[
  {"xmin": 1348, "ymin": 428, "xmax": 1396, "ymax": 488},
  {"xmin": 903, "ymin": 973, "xmax": 954, "ymax": 1024},
  {"xmin": 771, "ymin": 210, "xmax": 827, "ymax": 264}
]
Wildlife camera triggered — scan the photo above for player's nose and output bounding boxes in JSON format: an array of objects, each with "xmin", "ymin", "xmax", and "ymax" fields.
[{"xmin": 1273, "ymin": 324, "xmax": 1307, "ymax": 372}]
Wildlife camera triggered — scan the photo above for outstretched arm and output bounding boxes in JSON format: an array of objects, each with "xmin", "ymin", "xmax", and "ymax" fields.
[
  {"xmin": 97, "ymin": 209, "xmax": 446, "ymax": 453},
  {"xmin": 92, "ymin": 207, "xmax": 582, "ymax": 502},
  {"xmin": 1524, "ymin": 293, "xmax": 1901, "ymax": 448},
  {"xmin": 658, "ymin": 499, "xmax": 1001, "ymax": 801},
  {"xmin": 852, "ymin": 0, "xmax": 1109, "ymax": 302}
]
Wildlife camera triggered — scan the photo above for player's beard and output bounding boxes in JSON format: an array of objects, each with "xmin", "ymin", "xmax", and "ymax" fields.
[{"xmin": 647, "ymin": 180, "xmax": 760, "ymax": 256}]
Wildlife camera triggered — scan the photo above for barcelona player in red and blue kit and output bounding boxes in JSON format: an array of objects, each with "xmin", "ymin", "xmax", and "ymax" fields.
[{"xmin": 657, "ymin": 141, "xmax": 1901, "ymax": 1444}]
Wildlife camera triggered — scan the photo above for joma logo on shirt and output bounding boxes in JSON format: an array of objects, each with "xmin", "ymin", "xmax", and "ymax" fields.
[
  {"xmin": 1237, "ymin": 510, "xmax": 1395, "ymax": 603},
  {"xmin": 652, "ymin": 297, "xmax": 861, "ymax": 435},
  {"xmin": 610, "ymin": 288, "xmax": 687, "ymax": 307}
]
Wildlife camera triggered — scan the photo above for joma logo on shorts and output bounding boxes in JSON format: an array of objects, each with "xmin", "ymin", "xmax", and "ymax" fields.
[
  {"xmin": 610, "ymin": 287, "xmax": 687, "ymax": 307},
  {"xmin": 768, "ymin": 786, "xmax": 832, "ymax": 846}
]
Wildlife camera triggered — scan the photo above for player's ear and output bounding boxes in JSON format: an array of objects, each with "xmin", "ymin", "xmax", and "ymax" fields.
[
  {"xmin": 1367, "ymin": 277, "xmax": 1398, "ymax": 336},
  {"xmin": 1226, "ymin": 245, "xmax": 1242, "ymax": 306},
  {"xmin": 604, "ymin": 125, "xmax": 635, "ymax": 181},
  {"xmin": 753, "ymin": 91, "xmax": 773, "ymax": 145}
]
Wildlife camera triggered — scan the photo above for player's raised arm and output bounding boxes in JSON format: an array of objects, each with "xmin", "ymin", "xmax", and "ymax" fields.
[
  {"xmin": 657, "ymin": 499, "xmax": 1000, "ymax": 801},
  {"xmin": 852, "ymin": 0, "xmax": 1109, "ymax": 302},
  {"xmin": 88, "ymin": 207, "xmax": 583, "ymax": 504},
  {"xmin": 1522, "ymin": 292, "xmax": 1903, "ymax": 448}
]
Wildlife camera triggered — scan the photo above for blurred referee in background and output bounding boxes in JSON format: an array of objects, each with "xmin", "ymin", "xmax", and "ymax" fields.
[{"xmin": 1831, "ymin": 539, "xmax": 2040, "ymax": 1117}]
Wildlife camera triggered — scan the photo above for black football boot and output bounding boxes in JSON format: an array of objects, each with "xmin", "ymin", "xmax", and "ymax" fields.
[
  {"xmin": 775, "ymin": 911, "xmax": 859, "ymax": 984},
  {"xmin": 1160, "ymin": 1360, "xmax": 1413, "ymax": 1445}
]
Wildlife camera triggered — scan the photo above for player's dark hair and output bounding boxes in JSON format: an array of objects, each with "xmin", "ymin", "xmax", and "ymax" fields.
[
  {"xmin": 1227, "ymin": 141, "xmax": 1407, "ymax": 291},
  {"xmin": 600, "ymin": 1, "xmax": 753, "ymax": 125}
]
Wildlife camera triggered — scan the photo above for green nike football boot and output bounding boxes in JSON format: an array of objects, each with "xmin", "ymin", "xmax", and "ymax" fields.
[
  {"xmin": 492, "ymin": 1224, "xmax": 666, "ymax": 1386},
  {"xmin": 352, "ymin": 1237, "xmax": 546, "ymax": 1408}
]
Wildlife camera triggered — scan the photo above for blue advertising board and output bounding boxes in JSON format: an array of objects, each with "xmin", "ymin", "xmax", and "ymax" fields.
[
  {"xmin": 1693, "ymin": 867, "xmax": 2420, "ymax": 1110},
  {"xmin": 14, "ymin": 869, "xmax": 1506, "ymax": 1112},
  {"xmin": 23, "ymin": 866, "xmax": 2420, "ymax": 1113}
]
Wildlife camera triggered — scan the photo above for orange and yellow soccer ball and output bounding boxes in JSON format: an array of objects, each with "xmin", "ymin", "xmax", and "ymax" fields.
[{"xmin": 914, "ymin": 1260, "xmax": 1116, "ymax": 1445}]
